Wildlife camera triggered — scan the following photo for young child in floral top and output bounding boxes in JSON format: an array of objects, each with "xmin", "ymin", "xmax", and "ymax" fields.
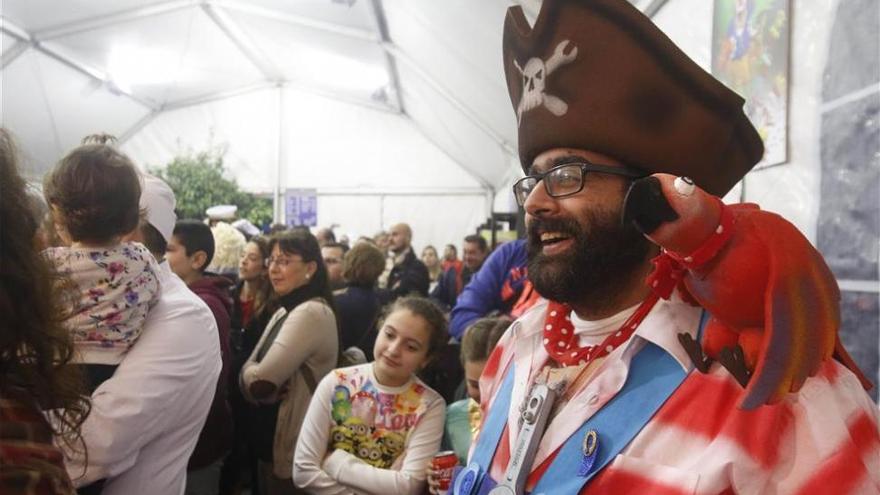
[
  {"xmin": 42, "ymin": 135, "xmax": 160, "ymax": 391},
  {"xmin": 294, "ymin": 297, "xmax": 448, "ymax": 495}
]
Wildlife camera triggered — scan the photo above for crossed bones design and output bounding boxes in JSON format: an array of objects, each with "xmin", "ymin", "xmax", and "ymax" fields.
[{"xmin": 514, "ymin": 40, "xmax": 578, "ymax": 124}]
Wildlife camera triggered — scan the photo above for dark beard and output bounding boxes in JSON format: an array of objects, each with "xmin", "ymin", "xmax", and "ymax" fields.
[{"xmin": 527, "ymin": 206, "xmax": 651, "ymax": 309}]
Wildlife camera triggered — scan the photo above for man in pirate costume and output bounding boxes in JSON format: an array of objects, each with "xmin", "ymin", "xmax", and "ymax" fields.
[{"xmin": 451, "ymin": 1, "xmax": 879, "ymax": 494}]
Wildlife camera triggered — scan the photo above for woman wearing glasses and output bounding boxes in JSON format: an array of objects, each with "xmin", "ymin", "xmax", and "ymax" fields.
[{"xmin": 240, "ymin": 231, "xmax": 339, "ymax": 495}]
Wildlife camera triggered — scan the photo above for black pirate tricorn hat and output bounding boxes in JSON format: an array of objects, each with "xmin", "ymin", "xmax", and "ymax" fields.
[{"xmin": 503, "ymin": 0, "xmax": 764, "ymax": 196}]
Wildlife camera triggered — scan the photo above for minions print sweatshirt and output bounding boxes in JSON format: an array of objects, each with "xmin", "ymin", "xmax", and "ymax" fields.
[{"xmin": 293, "ymin": 363, "xmax": 446, "ymax": 495}]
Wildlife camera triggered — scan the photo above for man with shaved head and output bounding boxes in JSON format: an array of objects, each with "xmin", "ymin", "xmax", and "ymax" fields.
[{"xmin": 384, "ymin": 222, "xmax": 429, "ymax": 301}]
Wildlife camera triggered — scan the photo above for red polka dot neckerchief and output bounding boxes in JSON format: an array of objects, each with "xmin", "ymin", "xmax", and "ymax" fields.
[
  {"xmin": 543, "ymin": 292, "xmax": 661, "ymax": 367},
  {"xmin": 542, "ymin": 199, "xmax": 736, "ymax": 368}
]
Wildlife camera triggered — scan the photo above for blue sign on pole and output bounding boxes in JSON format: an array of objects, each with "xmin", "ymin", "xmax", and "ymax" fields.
[{"xmin": 285, "ymin": 188, "xmax": 318, "ymax": 227}]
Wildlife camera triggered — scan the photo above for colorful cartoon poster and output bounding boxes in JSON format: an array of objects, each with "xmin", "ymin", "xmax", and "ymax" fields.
[{"xmin": 712, "ymin": 0, "xmax": 790, "ymax": 168}]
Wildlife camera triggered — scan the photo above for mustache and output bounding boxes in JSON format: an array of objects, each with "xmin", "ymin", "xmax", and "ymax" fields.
[{"xmin": 527, "ymin": 216, "xmax": 583, "ymax": 241}]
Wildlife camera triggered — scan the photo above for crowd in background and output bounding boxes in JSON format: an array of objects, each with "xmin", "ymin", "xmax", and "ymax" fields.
[{"xmin": 0, "ymin": 129, "xmax": 534, "ymax": 495}]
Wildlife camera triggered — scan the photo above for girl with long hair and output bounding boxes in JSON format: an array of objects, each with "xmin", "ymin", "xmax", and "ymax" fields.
[
  {"xmin": 0, "ymin": 128, "xmax": 90, "ymax": 493},
  {"xmin": 233, "ymin": 235, "xmax": 273, "ymax": 352},
  {"xmin": 421, "ymin": 245, "xmax": 442, "ymax": 284},
  {"xmin": 222, "ymin": 234, "xmax": 273, "ymax": 494}
]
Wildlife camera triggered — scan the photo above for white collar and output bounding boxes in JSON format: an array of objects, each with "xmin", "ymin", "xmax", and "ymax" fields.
[
  {"xmin": 157, "ymin": 260, "xmax": 173, "ymax": 281},
  {"xmin": 368, "ymin": 362, "xmax": 416, "ymax": 394},
  {"xmin": 625, "ymin": 294, "xmax": 703, "ymax": 371},
  {"xmin": 570, "ymin": 302, "xmax": 640, "ymax": 345},
  {"xmin": 513, "ymin": 295, "xmax": 702, "ymax": 371}
]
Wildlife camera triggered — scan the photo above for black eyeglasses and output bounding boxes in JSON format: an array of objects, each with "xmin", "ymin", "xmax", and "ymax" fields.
[
  {"xmin": 512, "ymin": 160, "xmax": 644, "ymax": 207},
  {"xmin": 264, "ymin": 256, "xmax": 304, "ymax": 268}
]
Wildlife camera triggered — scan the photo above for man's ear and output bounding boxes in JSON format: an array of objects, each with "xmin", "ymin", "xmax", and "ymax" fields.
[{"xmin": 191, "ymin": 250, "xmax": 209, "ymax": 272}]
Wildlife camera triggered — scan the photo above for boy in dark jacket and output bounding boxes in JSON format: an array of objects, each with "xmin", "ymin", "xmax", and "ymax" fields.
[{"xmin": 167, "ymin": 220, "xmax": 234, "ymax": 495}]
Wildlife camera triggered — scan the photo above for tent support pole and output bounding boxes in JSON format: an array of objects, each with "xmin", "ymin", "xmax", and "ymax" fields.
[
  {"xmin": 314, "ymin": 188, "xmax": 487, "ymax": 197},
  {"xmin": 201, "ymin": 3, "xmax": 284, "ymax": 82},
  {"xmin": 1, "ymin": 41, "xmax": 29, "ymax": 69},
  {"xmin": 278, "ymin": 81, "xmax": 397, "ymax": 114},
  {"xmin": 161, "ymin": 82, "xmax": 277, "ymax": 111},
  {"xmin": 0, "ymin": 17, "xmax": 157, "ymax": 111},
  {"xmin": 486, "ymin": 187, "xmax": 496, "ymax": 247},
  {"xmin": 213, "ymin": 0, "xmax": 378, "ymax": 43},
  {"xmin": 158, "ymin": 81, "xmax": 397, "ymax": 115},
  {"xmin": 379, "ymin": 195, "xmax": 386, "ymax": 231},
  {"xmin": 274, "ymin": 85, "xmax": 286, "ymax": 224},
  {"xmin": 33, "ymin": 0, "xmax": 201, "ymax": 40},
  {"xmin": 384, "ymin": 42, "xmax": 515, "ymax": 157},
  {"xmin": 367, "ymin": 0, "xmax": 404, "ymax": 113},
  {"xmin": 117, "ymin": 111, "xmax": 160, "ymax": 145},
  {"xmin": 644, "ymin": 0, "xmax": 670, "ymax": 17}
]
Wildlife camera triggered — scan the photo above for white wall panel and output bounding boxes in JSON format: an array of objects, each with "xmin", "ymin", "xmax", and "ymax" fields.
[
  {"xmin": 315, "ymin": 192, "xmax": 488, "ymax": 257},
  {"xmin": 280, "ymin": 87, "xmax": 482, "ymax": 190},
  {"xmin": 381, "ymin": 194, "xmax": 489, "ymax": 256},
  {"xmin": 1, "ymin": 0, "xmax": 163, "ymax": 33},
  {"xmin": 120, "ymin": 88, "xmax": 279, "ymax": 191},
  {"xmin": 231, "ymin": 0, "xmax": 377, "ymax": 32}
]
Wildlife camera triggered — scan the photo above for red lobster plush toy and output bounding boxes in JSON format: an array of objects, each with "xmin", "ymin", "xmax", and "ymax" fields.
[{"xmin": 623, "ymin": 173, "xmax": 872, "ymax": 409}]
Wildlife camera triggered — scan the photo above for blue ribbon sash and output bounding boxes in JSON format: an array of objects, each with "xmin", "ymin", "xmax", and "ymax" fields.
[{"xmin": 455, "ymin": 312, "xmax": 707, "ymax": 495}]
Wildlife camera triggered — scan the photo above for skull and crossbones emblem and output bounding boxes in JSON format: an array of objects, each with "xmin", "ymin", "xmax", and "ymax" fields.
[{"xmin": 514, "ymin": 40, "xmax": 578, "ymax": 124}]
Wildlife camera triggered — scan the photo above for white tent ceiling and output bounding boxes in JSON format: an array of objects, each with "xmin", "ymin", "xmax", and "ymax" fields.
[
  {"xmin": 0, "ymin": 0, "xmax": 661, "ymax": 180},
  {"xmin": 0, "ymin": 0, "xmax": 658, "ymax": 246}
]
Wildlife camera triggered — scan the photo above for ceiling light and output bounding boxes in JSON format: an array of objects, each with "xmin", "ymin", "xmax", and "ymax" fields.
[{"xmin": 107, "ymin": 45, "xmax": 183, "ymax": 93}]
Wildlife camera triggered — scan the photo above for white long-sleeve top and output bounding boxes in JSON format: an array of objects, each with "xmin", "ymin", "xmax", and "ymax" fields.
[
  {"xmin": 293, "ymin": 363, "xmax": 446, "ymax": 495},
  {"xmin": 64, "ymin": 262, "xmax": 221, "ymax": 494}
]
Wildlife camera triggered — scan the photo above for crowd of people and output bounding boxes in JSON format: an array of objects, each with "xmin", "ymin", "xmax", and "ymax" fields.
[
  {"xmin": 2, "ymin": 1, "xmax": 877, "ymax": 495},
  {"xmin": 0, "ymin": 126, "xmax": 527, "ymax": 495}
]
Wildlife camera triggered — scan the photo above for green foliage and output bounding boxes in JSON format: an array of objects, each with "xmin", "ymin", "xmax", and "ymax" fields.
[{"xmin": 149, "ymin": 148, "xmax": 273, "ymax": 227}]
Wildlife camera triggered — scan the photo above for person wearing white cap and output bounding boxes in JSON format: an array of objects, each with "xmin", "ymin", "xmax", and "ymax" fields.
[
  {"xmin": 65, "ymin": 173, "xmax": 222, "ymax": 495},
  {"xmin": 206, "ymin": 204, "xmax": 238, "ymax": 226},
  {"xmin": 232, "ymin": 218, "xmax": 261, "ymax": 239}
]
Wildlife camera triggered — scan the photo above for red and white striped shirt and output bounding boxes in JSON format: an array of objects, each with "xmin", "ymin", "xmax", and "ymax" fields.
[{"xmin": 477, "ymin": 298, "xmax": 880, "ymax": 494}]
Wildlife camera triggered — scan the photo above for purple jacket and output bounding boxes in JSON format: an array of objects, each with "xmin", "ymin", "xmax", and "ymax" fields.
[{"xmin": 187, "ymin": 275, "xmax": 234, "ymax": 469}]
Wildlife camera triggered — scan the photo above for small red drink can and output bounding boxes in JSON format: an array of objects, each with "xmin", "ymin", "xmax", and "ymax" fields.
[{"xmin": 431, "ymin": 451, "xmax": 459, "ymax": 493}]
